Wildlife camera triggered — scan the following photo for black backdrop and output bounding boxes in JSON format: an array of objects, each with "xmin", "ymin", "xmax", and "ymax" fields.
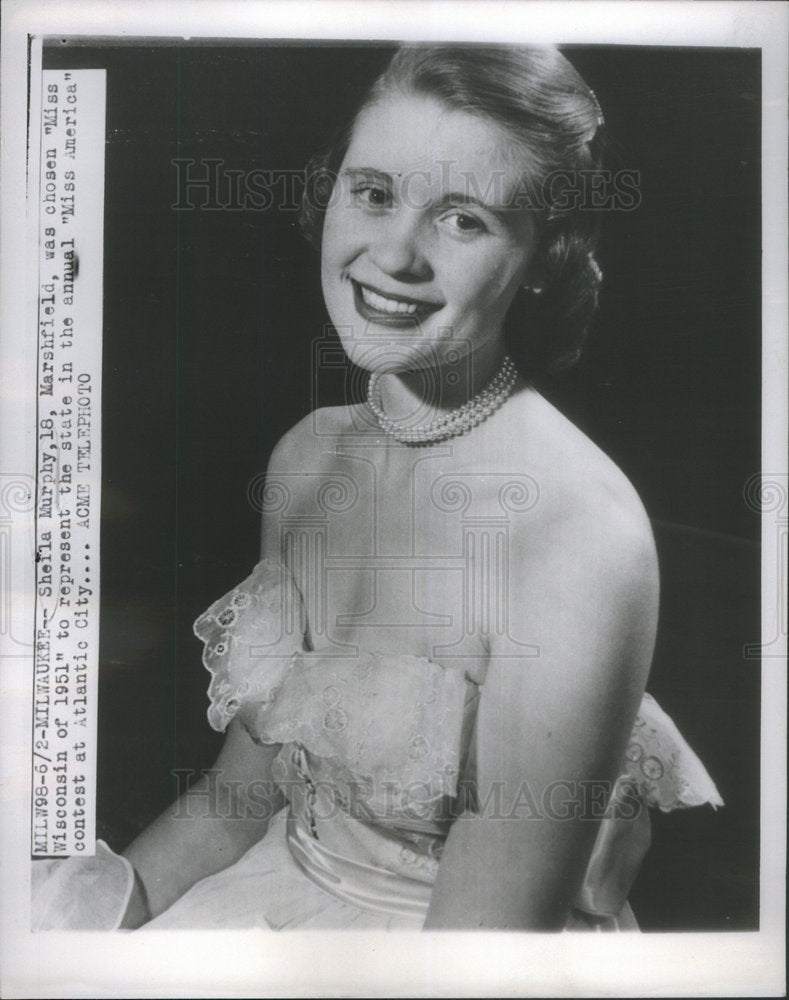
[{"xmin": 43, "ymin": 40, "xmax": 761, "ymax": 930}]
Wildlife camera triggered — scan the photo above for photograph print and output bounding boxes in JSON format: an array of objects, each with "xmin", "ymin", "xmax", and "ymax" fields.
[{"xmin": 29, "ymin": 36, "xmax": 761, "ymax": 937}]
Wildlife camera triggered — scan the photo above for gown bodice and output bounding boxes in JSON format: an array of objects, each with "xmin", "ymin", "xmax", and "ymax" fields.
[{"xmin": 193, "ymin": 558, "xmax": 723, "ymax": 925}]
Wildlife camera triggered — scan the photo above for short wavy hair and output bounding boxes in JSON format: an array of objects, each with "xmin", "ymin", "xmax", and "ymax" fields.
[{"xmin": 300, "ymin": 45, "xmax": 606, "ymax": 377}]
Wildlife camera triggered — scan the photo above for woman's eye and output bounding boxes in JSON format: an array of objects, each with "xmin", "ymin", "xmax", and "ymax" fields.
[
  {"xmin": 353, "ymin": 185, "xmax": 391, "ymax": 209},
  {"xmin": 442, "ymin": 211, "xmax": 487, "ymax": 236}
]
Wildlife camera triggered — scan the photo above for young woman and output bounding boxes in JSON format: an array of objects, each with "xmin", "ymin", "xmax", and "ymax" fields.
[{"xmin": 34, "ymin": 45, "xmax": 722, "ymax": 932}]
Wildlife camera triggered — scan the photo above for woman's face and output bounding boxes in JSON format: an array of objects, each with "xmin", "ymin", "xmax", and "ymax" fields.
[{"xmin": 321, "ymin": 92, "xmax": 537, "ymax": 375}]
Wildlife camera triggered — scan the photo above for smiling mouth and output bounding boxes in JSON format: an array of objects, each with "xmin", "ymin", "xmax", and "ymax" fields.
[{"xmin": 351, "ymin": 280, "xmax": 442, "ymax": 326}]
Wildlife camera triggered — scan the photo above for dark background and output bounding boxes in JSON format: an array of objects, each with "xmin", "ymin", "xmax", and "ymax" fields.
[{"xmin": 43, "ymin": 40, "xmax": 761, "ymax": 931}]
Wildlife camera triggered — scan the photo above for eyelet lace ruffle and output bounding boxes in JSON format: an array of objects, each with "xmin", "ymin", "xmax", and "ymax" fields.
[
  {"xmin": 194, "ymin": 560, "xmax": 473, "ymax": 809},
  {"xmin": 253, "ymin": 649, "xmax": 470, "ymax": 804},
  {"xmin": 194, "ymin": 559, "xmax": 723, "ymax": 817},
  {"xmin": 620, "ymin": 693, "xmax": 723, "ymax": 811},
  {"xmin": 194, "ymin": 560, "xmax": 306, "ymax": 732}
]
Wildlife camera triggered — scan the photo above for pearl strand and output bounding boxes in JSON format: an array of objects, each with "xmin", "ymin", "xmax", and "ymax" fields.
[{"xmin": 366, "ymin": 355, "xmax": 518, "ymax": 445}]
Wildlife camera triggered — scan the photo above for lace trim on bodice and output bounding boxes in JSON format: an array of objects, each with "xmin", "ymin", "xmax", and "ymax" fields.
[
  {"xmin": 193, "ymin": 560, "xmax": 305, "ymax": 732},
  {"xmin": 253, "ymin": 649, "xmax": 470, "ymax": 802},
  {"xmin": 194, "ymin": 559, "xmax": 723, "ymax": 815},
  {"xmin": 619, "ymin": 693, "xmax": 723, "ymax": 811}
]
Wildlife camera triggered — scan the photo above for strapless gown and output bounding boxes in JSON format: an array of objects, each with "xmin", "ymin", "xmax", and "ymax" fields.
[{"xmin": 32, "ymin": 559, "xmax": 723, "ymax": 932}]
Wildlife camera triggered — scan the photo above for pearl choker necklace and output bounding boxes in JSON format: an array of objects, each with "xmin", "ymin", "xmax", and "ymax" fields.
[{"xmin": 366, "ymin": 355, "xmax": 518, "ymax": 445}]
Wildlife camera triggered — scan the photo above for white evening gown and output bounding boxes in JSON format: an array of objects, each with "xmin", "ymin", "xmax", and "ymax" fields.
[{"xmin": 33, "ymin": 559, "xmax": 723, "ymax": 932}]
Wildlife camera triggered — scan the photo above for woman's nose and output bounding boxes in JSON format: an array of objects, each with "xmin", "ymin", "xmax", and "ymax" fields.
[{"xmin": 367, "ymin": 210, "xmax": 433, "ymax": 283}]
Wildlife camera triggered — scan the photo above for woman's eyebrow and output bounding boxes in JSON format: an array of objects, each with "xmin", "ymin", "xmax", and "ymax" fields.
[
  {"xmin": 341, "ymin": 167, "xmax": 518, "ymax": 221},
  {"xmin": 343, "ymin": 170, "xmax": 495, "ymax": 201},
  {"xmin": 437, "ymin": 190, "xmax": 519, "ymax": 223},
  {"xmin": 341, "ymin": 166, "xmax": 396, "ymax": 181},
  {"xmin": 438, "ymin": 191, "xmax": 495, "ymax": 209}
]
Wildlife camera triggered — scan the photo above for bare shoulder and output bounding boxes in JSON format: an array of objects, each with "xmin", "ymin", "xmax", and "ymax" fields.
[
  {"xmin": 266, "ymin": 404, "xmax": 366, "ymax": 475},
  {"xmin": 501, "ymin": 388, "xmax": 658, "ymax": 601},
  {"xmin": 486, "ymin": 389, "xmax": 658, "ymax": 701},
  {"xmin": 260, "ymin": 405, "xmax": 363, "ymax": 559}
]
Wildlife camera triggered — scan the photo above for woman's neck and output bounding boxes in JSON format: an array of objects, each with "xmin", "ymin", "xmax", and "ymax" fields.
[{"xmin": 376, "ymin": 338, "xmax": 507, "ymax": 427}]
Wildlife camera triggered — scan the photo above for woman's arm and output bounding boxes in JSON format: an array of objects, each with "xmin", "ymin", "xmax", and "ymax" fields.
[
  {"xmin": 119, "ymin": 420, "xmax": 319, "ymax": 928},
  {"xmin": 425, "ymin": 504, "xmax": 658, "ymax": 930},
  {"xmin": 120, "ymin": 720, "xmax": 285, "ymax": 927}
]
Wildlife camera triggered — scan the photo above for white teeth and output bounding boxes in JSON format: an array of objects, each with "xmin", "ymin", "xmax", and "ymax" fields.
[{"xmin": 360, "ymin": 285, "xmax": 419, "ymax": 315}]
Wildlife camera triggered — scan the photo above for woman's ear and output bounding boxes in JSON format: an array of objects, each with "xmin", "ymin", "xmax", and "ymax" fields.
[
  {"xmin": 521, "ymin": 265, "xmax": 546, "ymax": 296},
  {"xmin": 520, "ymin": 230, "xmax": 549, "ymax": 295}
]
